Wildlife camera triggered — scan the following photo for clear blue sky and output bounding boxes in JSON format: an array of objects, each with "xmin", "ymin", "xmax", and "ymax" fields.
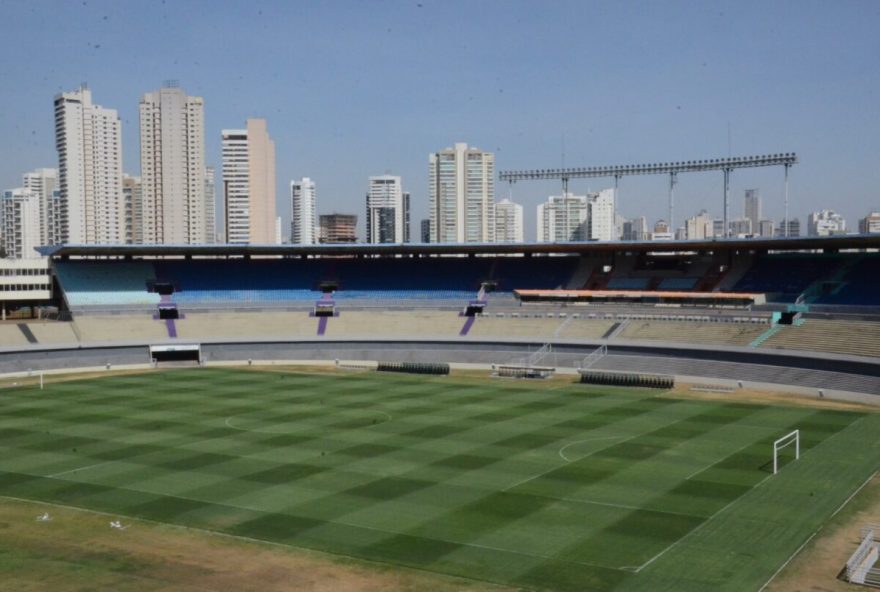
[{"xmin": 1, "ymin": 0, "xmax": 878, "ymax": 240}]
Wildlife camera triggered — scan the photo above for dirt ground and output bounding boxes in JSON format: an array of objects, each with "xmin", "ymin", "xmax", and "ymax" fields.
[
  {"xmin": 0, "ymin": 498, "xmax": 515, "ymax": 592},
  {"xmin": 668, "ymin": 383, "xmax": 880, "ymax": 413},
  {"xmin": 765, "ymin": 474, "xmax": 880, "ymax": 592}
]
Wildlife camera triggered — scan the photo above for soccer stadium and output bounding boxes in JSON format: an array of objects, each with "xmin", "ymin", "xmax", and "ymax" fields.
[{"xmin": 0, "ymin": 234, "xmax": 879, "ymax": 591}]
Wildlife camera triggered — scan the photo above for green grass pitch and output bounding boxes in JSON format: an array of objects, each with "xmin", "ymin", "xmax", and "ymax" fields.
[{"xmin": 1, "ymin": 368, "xmax": 878, "ymax": 591}]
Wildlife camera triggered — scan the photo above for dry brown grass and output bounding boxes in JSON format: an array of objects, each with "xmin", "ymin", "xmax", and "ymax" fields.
[{"xmin": 0, "ymin": 497, "xmax": 516, "ymax": 592}]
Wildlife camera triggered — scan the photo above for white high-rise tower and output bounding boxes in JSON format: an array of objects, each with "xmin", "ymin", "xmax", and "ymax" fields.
[
  {"xmin": 429, "ymin": 143, "xmax": 495, "ymax": 243},
  {"xmin": 366, "ymin": 175, "xmax": 407, "ymax": 243},
  {"xmin": 537, "ymin": 193, "xmax": 588, "ymax": 242},
  {"xmin": 290, "ymin": 177, "xmax": 317, "ymax": 244},
  {"xmin": 494, "ymin": 198, "xmax": 524, "ymax": 243},
  {"xmin": 139, "ymin": 83, "xmax": 206, "ymax": 244},
  {"xmin": 54, "ymin": 86, "xmax": 124, "ymax": 244}
]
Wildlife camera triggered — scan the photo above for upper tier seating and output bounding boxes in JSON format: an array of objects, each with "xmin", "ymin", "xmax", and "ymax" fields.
[
  {"xmin": 54, "ymin": 261, "xmax": 159, "ymax": 307},
  {"xmin": 606, "ymin": 277, "xmax": 650, "ymax": 290},
  {"xmin": 658, "ymin": 277, "xmax": 699, "ymax": 291},
  {"xmin": 814, "ymin": 256, "xmax": 880, "ymax": 306},
  {"xmin": 731, "ymin": 255, "xmax": 841, "ymax": 300}
]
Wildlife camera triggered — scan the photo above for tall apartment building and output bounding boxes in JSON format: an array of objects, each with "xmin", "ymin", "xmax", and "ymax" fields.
[
  {"xmin": 366, "ymin": 175, "xmax": 408, "ymax": 243},
  {"xmin": 290, "ymin": 177, "xmax": 317, "ymax": 244},
  {"xmin": 428, "ymin": 143, "xmax": 494, "ymax": 243},
  {"xmin": 122, "ymin": 174, "xmax": 142, "ymax": 244},
  {"xmin": 222, "ymin": 119, "xmax": 276, "ymax": 244},
  {"xmin": 622, "ymin": 216, "xmax": 648, "ymax": 241},
  {"xmin": 319, "ymin": 214, "xmax": 357, "ymax": 243},
  {"xmin": 776, "ymin": 218, "xmax": 800, "ymax": 237},
  {"xmin": 685, "ymin": 210, "xmax": 714, "ymax": 240},
  {"xmin": 729, "ymin": 218, "xmax": 753, "ymax": 237},
  {"xmin": 808, "ymin": 210, "xmax": 846, "ymax": 236},
  {"xmin": 420, "ymin": 219, "xmax": 431, "ymax": 243},
  {"xmin": 1, "ymin": 188, "xmax": 42, "ymax": 258},
  {"xmin": 860, "ymin": 212, "xmax": 880, "ymax": 234},
  {"xmin": 22, "ymin": 168, "xmax": 60, "ymax": 247},
  {"xmin": 54, "ymin": 86, "xmax": 124, "ymax": 244},
  {"xmin": 589, "ymin": 189, "xmax": 616, "ymax": 241},
  {"xmin": 139, "ymin": 84, "xmax": 207, "ymax": 243},
  {"xmin": 537, "ymin": 193, "xmax": 588, "ymax": 242},
  {"xmin": 744, "ymin": 189, "xmax": 761, "ymax": 232},
  {"xmin": 494, "ymin": 198, "xmax": 524, "ymax": 243},
  {"xmin": 204, "ymin": 166, "xmax": 216, "ymax": 243}
]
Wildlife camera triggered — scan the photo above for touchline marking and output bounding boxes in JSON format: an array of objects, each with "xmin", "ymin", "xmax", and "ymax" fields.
[
  {"xmin": 756, "ymin": 530, "xmax": 818, "ymax": 592},
  {"xmin": 558, "ymin": 436, "xmax": 624, "ymax": 462},
  {"xmin": 831, "ymin": 469, "xmax": 878, "ymax": 519},
  {"xmin": 634, "ymin": 473, "xmax": 772, "ymax": 573},
  {"xmin": 757, "ymin": 469, "xmax": 878, "ymax": 592},
  {"xmin": 47, "ymin": 460, "xmax": 114, "ymax": 479}
]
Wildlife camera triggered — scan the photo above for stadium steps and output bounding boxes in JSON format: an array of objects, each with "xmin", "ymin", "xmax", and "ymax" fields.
[
  {"xmin": 564, "ymin": 257, "xmax": 597, "ymax": 289},
  {"xmin": 618, "ymin": 320, "xmax": 767, "ymax": 346},
  {"xmin": 22, "ymin": 322, "xmax": 79, "ymax": 345},
  {"xmin": 0, "ymin": 323, "xmax": 34, "ymax": 347},
  {"xmin": 759, "ymin": 320, "xmax": 880, "ymax": 358},
  {"xmin": 749, "ymin": 325, "xmax": 781, "ymax": 348}
]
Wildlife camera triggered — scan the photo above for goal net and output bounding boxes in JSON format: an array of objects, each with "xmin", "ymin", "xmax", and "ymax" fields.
[{"xmin": 773, "ymin": 429, "xmax": 800, "ymax": 474}]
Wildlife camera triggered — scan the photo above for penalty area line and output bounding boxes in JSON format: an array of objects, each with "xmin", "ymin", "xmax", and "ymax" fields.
[
  {"xmin": 47, "ymin": 460, "xmax": 114, "ymax": 479},
  {"xmin": 634, "ymin": 473, "xmax": 772, "ymax": 573}
]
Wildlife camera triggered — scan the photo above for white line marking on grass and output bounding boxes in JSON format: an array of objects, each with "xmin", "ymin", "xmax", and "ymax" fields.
[
  {"xmin": 684, "ymin": 438, "xmax": 759, "ymax": 480},
  {"xmin": 504, "ymin": 416, "xmax": 690, "ymax": 493},
  {"xmin": 0, "ymin": 493, "xmax": 626, "ymax": 575},
  {"xmin": 756, "ymin": 530, "xmax": 818, "ymax": 592},
  {"xmin": 558, "ymin": 436, "xmax": 624, "ymax": 462},
  {"xmin": 634, "ymin": 473, "xmax": 772, "ymax": 573},
  {"xmin": 830, "ymin": 469, "xmax": 877, "ymax": 519},
  {"xmin": 528, "ymin": 492, "xmax": 705, "ymax": 520},
  {"xmin": 47, "ymin": 460, "xmax": 114, "ymax": 479},
  {"xmin": 757, "ymin": 469, "xmax": 878, "ymax": 592}
]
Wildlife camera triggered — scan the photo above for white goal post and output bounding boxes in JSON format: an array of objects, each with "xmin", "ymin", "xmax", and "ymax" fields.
[{"xmin": 773, "ymin": 429, "xmax": 800, "ymax": 474}]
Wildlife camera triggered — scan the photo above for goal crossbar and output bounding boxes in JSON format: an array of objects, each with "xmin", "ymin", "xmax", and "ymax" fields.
[{"xmin": 773, "ymin": 429, "xmax": 800, "ymax": 474}]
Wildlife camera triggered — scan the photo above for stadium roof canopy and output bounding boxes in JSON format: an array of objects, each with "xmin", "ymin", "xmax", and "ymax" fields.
[{"xmin": 38, "ymin": 234, "xmax": 880, "ymax": 259}]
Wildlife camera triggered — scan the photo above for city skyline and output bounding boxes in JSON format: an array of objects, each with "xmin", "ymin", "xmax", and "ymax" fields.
[{"xmin": 1, "ymin": 1, "xmax": 879, "ymax": 242}]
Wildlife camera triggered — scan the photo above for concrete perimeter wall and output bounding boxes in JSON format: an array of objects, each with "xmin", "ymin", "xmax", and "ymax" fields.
[{"xmin": 1, "ymin": 339, "xmax": 879, "ymax": 402}]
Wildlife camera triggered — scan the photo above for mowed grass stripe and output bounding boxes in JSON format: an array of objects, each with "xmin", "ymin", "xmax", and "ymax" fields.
[{"xmin": 0, "ymin": 368, "xmax": 875, "ymax": 592}]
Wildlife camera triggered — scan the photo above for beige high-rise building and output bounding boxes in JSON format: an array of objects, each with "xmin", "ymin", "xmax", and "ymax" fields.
[
  {"xmin": 139, "ymin": 83, "xmax": 206, "ymax": 244},
  {"xmin": 494, "ymin": 198, "xmax": 523, "ymax": 243},
  {"xmin": 429, "ymin": 143, "xmax": 494, "ymax": 243},
  {"xmin": 122, "ymin": 174, "xmax": 142, "ymax": 244},
  {"xmin": 54, "ymin": 86, "xmax": 124, "ymax": 244},
  {"xmin": 22, "ymin": 168, "xmax": 60, "ymax": 246},
  {"xmin": 1, "ymin": 187, "xmax": 42, "ymax": 258},
  {"xmin": 222, "ymin": 119, "xmax": 276, "ymax": 244}
]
